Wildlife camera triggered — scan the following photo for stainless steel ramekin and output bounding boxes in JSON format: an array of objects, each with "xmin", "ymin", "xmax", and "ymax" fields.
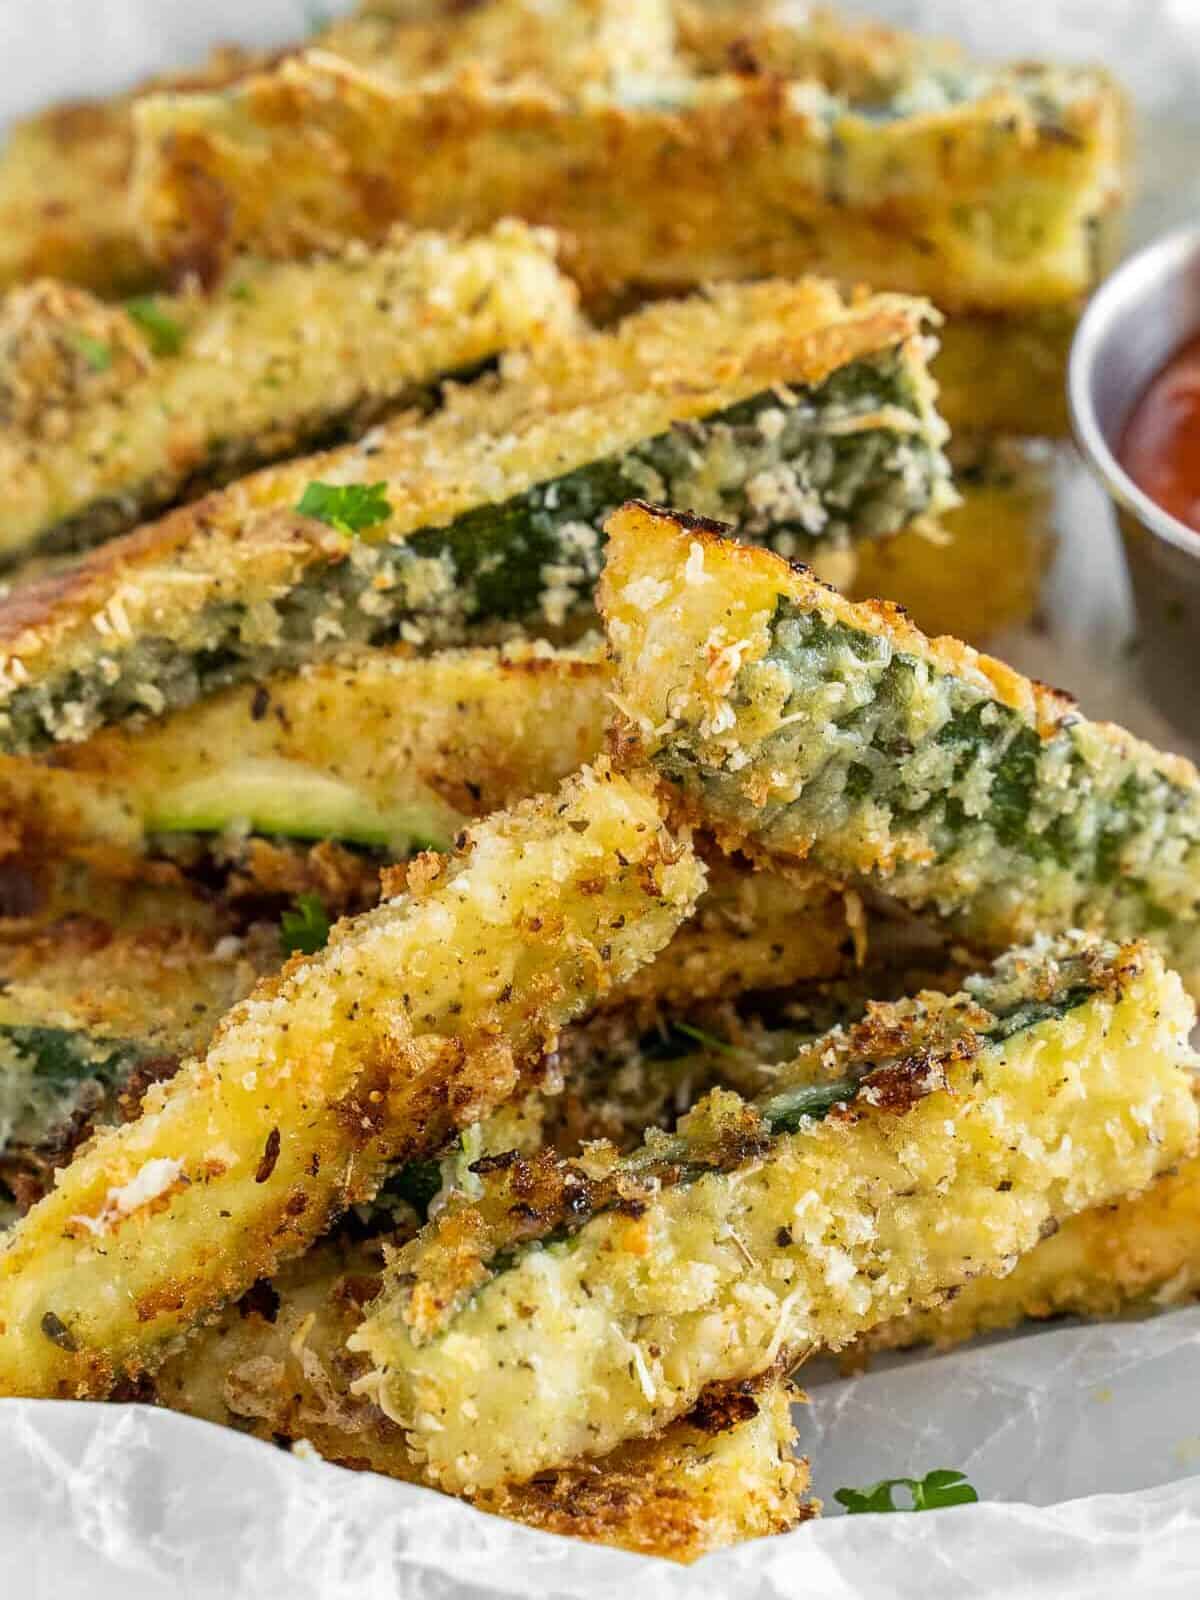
[{"xmin": 1069, "ymin": 224, "xmax": 1200, "ymax": 734}]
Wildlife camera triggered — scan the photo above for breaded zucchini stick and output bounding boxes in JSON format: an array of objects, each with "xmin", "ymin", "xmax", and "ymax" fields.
[
  {"xmin": 0, "ymin": 764, "xmax": 703, "ymax": 1397},
  {"xmin": 0, "ymin": 46, "xmax": 265, "ymax": 297},
  {"xmin": 10, "ymin": 638, "xmax": 859, "ymax": 1004},
  {"xmin": 353, "ymin": 935, "xmax": 1198, "ymax": 1490},
  {"xmin": 0, "ymin": 279, "xmax": 950, "ymax": 754},
  {"xmin": 51, "ymin": 644, "xmax": 611, "ymax": 856},
  {"xmin": 155, "ymin": 1237, "xmax": 808, "ymax": 1563},
  {"xmin": 602, "ymin": 501, "xmax": 1200, "ymax": 993},
  {"xmin": 860, "ymin": 1143, "xmax": 1200, "ymax": 1356},
  {"xmin": 0, "ymin": 223, "xmax": 576, "ymax": 567},
  {"xmin": 131, "ymin": 48, "xmax": 1125, "ymax": 317},
  {"xmin": 0, "ymin": 0, "xmax": 671, "ymax": 297},
  {"xmin": 932, "ymin": 311, "xmax": 1077, "ymax": 440}
]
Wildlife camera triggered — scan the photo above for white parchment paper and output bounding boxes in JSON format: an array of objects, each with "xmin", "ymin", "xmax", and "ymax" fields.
[{"xmin": 5, "ymin": 3, "xmax": 1200, "ymax": 1595}]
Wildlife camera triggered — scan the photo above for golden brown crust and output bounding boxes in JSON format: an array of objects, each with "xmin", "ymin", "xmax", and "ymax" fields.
[
  {"xmin": 858, "ymin": 1140, "xmax": 1200, "ymax": 1358},
  {"xmin": 157, "ymin": 1236, "xmax": 808, "ymax": 1562},
  {"xmin": 0, "ymin": 276, "xmax": 930, "ymax": 731},
  {"xmin": 603, "ymin": 498, "xmax": 1174, "ymax": 757},
  {"xmin": 132, "ymin": 50, "xmax": 1126, "ymax": 314}
]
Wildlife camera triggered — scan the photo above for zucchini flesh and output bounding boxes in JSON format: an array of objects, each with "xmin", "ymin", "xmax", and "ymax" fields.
[
  {"xmin": 601, "ymin": 501, "xmax": 1200, "ymax": 993},
  {"xmin": 353, "ymin": 934, "xmax": 1199, "ymax": 1490}
]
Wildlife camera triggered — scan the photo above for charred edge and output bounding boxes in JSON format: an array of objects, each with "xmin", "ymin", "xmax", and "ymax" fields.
[
  {"xmin": 620, "ymin": 498, "xmax": 734, "ymax": 539},
  {"xmin": 116, "ymin": 1055, "xmax": 181, "ymax": 1123}
]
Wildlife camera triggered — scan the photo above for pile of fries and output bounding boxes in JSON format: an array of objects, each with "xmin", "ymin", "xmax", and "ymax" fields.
[{"xmin": 3, "ymin": 0, "xmax": 1196, "ymax": 1567}]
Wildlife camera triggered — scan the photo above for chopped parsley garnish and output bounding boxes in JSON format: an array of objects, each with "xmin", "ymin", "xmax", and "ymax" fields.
[
  {"xmin": 279, "ymin": 893, "xmax": 331, "ymax": 957},
  {"xmin": 296, "ymin": 481, "xmax": 393, "ymax": 538},
  {"xmin": 125, "ymin": 296, "xmax": 185, "ymax": 357},
  {"xmin": 835, "ymin": 1469, "xmax": 979, "ymax": 1515},
  {"xmin": 68, "ymin": 330, "xmax": 112, "ymax": 372}
]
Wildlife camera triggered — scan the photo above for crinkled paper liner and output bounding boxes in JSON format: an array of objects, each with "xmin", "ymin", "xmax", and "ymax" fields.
[{"xmin": 5, "ymin": 0, "xmax": 1200, "ymax": 1593}]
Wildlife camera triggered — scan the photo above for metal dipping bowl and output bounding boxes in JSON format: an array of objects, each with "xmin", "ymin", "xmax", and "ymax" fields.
[{"xmin": 1069, "ymin": 225, "xmax": 1200, "ymax": 735}]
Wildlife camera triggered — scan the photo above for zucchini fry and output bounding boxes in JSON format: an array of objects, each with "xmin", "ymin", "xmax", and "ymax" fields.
[
  {"xmin": 0, "ymin": 45, "xmax": 265, "ymax": 297},
  {"xmin": 860, "ymin": 1143, "xmax": 1200, "ymax": 1356},
  {"xmin": 0, "ymin": 279, "xmax": 950, "ymax": 754},
  {"xmin": 155, "ymin": 1237, "xmax": 808, "ymax": 1563},
  {"xmin": 932, "ymin": 311, "xmax": 1077, "ymax": 440},
  {"xmin": 0, "ymin": 764, "xmax": 703, "ymax": 1398},
  {"xmin": 131, "ymin": 48, "xmax": 1126, "ymax": 316},
  {"xmin": 602, "ymin": 501, "xmax": 1200, "ymax": 993},
  {"xmin": 353, "ymin": 935, "xmax": 1198, "ymax": 1490},
  {"xmin": 7, "ymin": 639, "xmax": 858, "ymax": 1004},
  {"xmin": 0, "ymin": 223, "xmax": 577, "ymax": 567},
  {"xmin": 51, "ymin": 644, "xmax": 611, "ymax": 857},
  {"xmin": 0, "ymin": 0, "xmax": 670, "ymax": 298}
]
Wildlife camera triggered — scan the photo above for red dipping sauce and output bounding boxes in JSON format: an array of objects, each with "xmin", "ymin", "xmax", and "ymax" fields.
[{"xmin": 1118, "ymin": 331, "xmax": 1200, "ymax": 532}]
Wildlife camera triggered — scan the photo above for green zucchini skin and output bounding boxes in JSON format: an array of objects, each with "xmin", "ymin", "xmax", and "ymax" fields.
[
  {"xmin": 0, "ymin": 350, "xmax": 944, "ymax": 755},
  {"xmin": 689, "ymin": 601, "xmax": 1200, "ymax": 980},
  {"xmin": 602, "ymin": 503, "xmax": 1200, "ymax": 991}
]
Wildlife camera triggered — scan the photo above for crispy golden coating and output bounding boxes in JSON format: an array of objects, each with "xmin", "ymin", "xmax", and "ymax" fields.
[
  {"xmin": 619, "ymin": 857, "xmax": 857, "ymax": 1013},
  {"xmin": 0, "ymin": 0, "xmax": 668, "ymax": 297},
  {"xmin": 131, "ymin": 48, "xmax": 1126, "ymax": 315},
  {"xmin": 157, "ymin": 1237, "xmax": 809, "ymax": 1563},
  {"xmin": 674, "ymin": 2, "xmax": 957, "ymax": 93},
  {"xmin": 932, "ymin": 311, "xmax": 1077, "ymax": 439},
  {"xmin": 355, "ymin": 936, "xmax": 1198, "ymax": 1488},
  {"xmin": 860, "ymin": 1145, "xmax": 1200, "ymax": 1356},
  {"xmin": 0, "ymin": 278, "xmax": 943, "ymax": 754},
  {"xmin": 0, "ymin": 223, "xmax": 577, "ymax": 565},
  {"xmin": 0, "ymin": 917, "xmax": 279, "ymax": 1217},
  {"xmin": 0, "ymin": 917, "xmax": 271, "ymax": 1052},
  {"xmin": 474, "ymin": 1377, "xmax": 811, "ymax": 1560},
  {"xmin": 0, "ymin": 764, "xmax": 703, "ymax": 1398},
  {"xmin": 0, "ymin": 46, "xmax": 265, "ymax": 295},
  {"xmin": 601, "ymin": 501, "xmax": 1200, "ymax": 993}
]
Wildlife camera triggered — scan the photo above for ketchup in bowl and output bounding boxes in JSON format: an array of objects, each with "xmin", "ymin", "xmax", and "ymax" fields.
[{"xmin": 1118, "ymin": 332, "xmax": 1200, "ymax": 533}]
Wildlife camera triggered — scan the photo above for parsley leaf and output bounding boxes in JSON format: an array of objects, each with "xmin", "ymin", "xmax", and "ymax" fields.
[
  {"xmin": 125, "ymin": 296, "xmax": 185, "ymax": 357},
  {"xmin": 834, "ymin": 1469, "xmax": 979, "ymax": 1515},
  {"xmin": 68, "ymin": 330, "xmax": 112, "ymax": 372},
  {"xmin": 296, "ymin": 481, "xmax": 393, "ymax": 538},
  {"xmin": 279, "ymin": 893, "xmax": 331, "ymax": 957}
]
